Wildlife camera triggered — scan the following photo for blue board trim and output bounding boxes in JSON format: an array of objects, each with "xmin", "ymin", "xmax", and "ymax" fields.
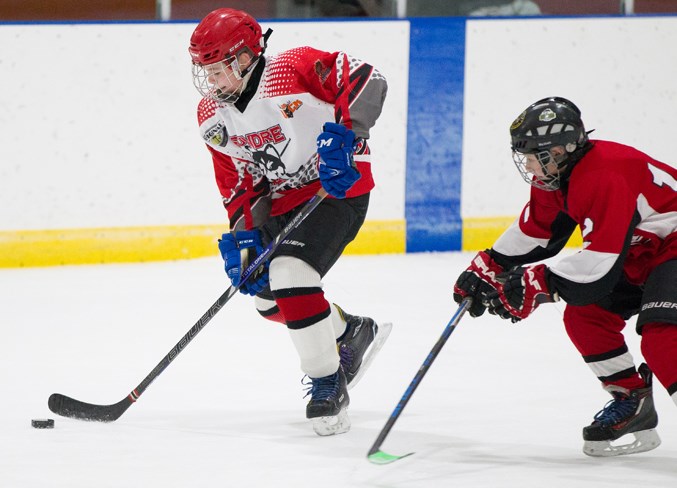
[{"xmin": 405, "ymin": 17, "xmax": 466, "ymax": 252}]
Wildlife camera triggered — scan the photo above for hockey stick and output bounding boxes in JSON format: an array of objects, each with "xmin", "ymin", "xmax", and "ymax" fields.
[
  {"xmin": 367, "ymin": 297, "xmax": 472, "ymax": 465},
  {"xmin": 48, "ymin": 187, "xmax": 328, "ymax": 422}
]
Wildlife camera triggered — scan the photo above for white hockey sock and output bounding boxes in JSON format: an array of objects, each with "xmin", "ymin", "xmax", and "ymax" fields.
[
  {"xmin": 289, "ymin": 319, "xmax": 340, "ymax": 379},
  {"xmin": 589, "ymin": 350, "xmax": 637, "ymax": 386},
  {"xmin": 269, "ymin": 256, "xmax": 340, "ymax": 378},
  {"xmin": 330, "ymin": 303, "xmax": 347, "ymax": 340},
  {"xmin": 254, "ymin": 295, "xmax": 276, "ymax": 314},
  {"xmin": 672, "ymin": 391, "xmax": 677, "ymax": 407},
  {"xmin": 254, "ymin": 295, "xmax": 286, "ymax": 324}
]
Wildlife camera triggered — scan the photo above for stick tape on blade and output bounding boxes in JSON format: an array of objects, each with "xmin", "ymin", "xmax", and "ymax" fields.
[{"xmin": 367, "ymin": 450, "xmax": 413, "ymax": 465}]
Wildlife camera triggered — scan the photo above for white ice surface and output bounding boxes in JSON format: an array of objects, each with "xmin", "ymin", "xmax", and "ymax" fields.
[{"xmin": 2, "ymin": 252, "xmax": 676, "ymax": 488}]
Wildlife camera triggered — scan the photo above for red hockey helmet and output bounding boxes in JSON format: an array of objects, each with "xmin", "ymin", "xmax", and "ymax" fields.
[{"xmin": 189, "ymin": 8, "xmax": 266, "ymax": 66}]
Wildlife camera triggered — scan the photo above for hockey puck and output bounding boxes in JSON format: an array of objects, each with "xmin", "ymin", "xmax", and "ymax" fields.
[{"xmin": 31, "ymin": 419, "xmax": 54, "ymax": 429}]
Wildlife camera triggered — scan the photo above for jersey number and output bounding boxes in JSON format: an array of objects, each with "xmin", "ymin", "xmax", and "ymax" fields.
[{"xmin": 649, "ymin": 163, "xmax": 677, "ymax": 191}]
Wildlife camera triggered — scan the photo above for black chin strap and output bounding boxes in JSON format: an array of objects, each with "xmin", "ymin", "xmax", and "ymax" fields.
[
  {"xmin": 234, "ymin": 56, "xmax": 266, "ymax": 112},
  {"xmin": 238, "ymin": 28, "xmax": 273, "ymax": 79},
  {"xmin": 558, "ymin": 141, "xmax": 595, "ymax": 192},
  {"xmin": 262, "ymin": 28, "xmax": 273, "ymax": 46}
]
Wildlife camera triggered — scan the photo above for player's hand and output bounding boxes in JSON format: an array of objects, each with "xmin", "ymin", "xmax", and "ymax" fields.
[
  {"xmin": 485, "ymin": 264, "xmax": 557, "ymax": 322},
  {"xmin": 316, "ymin": 122, "xmax": 361, "ymax": 199},
  {"xmin": 453, "ymin": 250, "xmax": 505, "ymax": 317},
  {"xmin": 218, "ymin": 229, "xmax": 269, "ymax": 296}
]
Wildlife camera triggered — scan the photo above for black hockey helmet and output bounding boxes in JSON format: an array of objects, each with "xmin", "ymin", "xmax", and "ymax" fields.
[
  {"xmin": 509, "ymin": 97, "xmax": 590, "ymax": 190},
  {"xmin": 510, "ymin": 97, "xmax": 587, "ymax": 154}
]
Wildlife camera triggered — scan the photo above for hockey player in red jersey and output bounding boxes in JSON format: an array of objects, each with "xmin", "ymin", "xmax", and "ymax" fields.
[
  {"xmin": 188, "ymin": 9, "xmax": 390, "ymax": 436},
  {"xmin": 454, "ymin": 97, "xmax": 677, "ymax": 456}
]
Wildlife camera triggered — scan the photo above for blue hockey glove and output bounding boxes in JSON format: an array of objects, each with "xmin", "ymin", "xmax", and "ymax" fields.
[
  {"xmin": 218, "ymin": 230, "xmax": 269, "ymax": 296},
  {"xmin": 316, "ymin": 122, "xmax": 361, "ymax": 198}
]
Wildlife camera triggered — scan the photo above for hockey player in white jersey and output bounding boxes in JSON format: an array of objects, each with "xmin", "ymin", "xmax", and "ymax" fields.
[{"xmin": 188, "ymin": 8, "xmax": 391, "ymax": 436}]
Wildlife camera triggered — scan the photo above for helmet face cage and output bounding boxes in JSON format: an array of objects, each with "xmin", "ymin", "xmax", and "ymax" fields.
[
  {"xmin": 512, "ymin": 148, "xmax": 564, "ymax": 191},
  {"xmin": 192, "ymin": 55, "xmax": 246, "ymax": 105},
  {"xmin": 509, "ymin": 97, "xmax": 587, "ymax": 191}
]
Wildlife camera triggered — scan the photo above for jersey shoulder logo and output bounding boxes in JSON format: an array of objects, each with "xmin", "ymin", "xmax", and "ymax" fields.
[
  {"xmin": 314, "ymin": 60, "xmax": 332, "ymax": 84},
  {"xmin": 203, "ymin": 121, "xmax": 228, "ymax": 147},
  {"xmin": 279, "ymin": 99, "xmax": 303, "ymax": 118}
]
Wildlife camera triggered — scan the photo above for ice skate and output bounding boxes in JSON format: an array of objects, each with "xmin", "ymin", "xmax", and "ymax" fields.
[
  {"xmin": 336, "ymin": 306, "xmax": 392, "ymax": 389},
  {"xmin": 304, "ymin": 368, "xmax": 350, "ymax": 436},
  {"xmin": 583, "ymin": 363, "xmax": 661, "ymax": 457}
]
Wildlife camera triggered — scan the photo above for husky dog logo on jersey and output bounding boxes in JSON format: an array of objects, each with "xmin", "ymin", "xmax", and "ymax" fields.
[{"xmin": 251, "ymin": 139, "xmax": 293, "ymax": 179}]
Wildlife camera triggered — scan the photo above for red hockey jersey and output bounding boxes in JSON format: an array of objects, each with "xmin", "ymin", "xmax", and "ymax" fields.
[
  {"xmin": 493, "ymin": 140, "xmax": 677, "ymax": 305},
  {"xmin": 196, "ymin": 47, "xmax": 387, "ymax": 230}
]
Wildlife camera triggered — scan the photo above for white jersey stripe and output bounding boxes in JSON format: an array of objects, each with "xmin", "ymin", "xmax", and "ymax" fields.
[
  {"xmin": 636, "ymin": 193, "xmax": 677, "ymax": 239},
  {"xmin": 493, "ymin": 218, "xmax": 550, "ymax": 256},
  {"xmin": 551, "ymin": 249, "xmax": 618, "ymax": 284},
  {"xmin": 587, "ymin": 351, "xmax": 636, "ymax": 379}
]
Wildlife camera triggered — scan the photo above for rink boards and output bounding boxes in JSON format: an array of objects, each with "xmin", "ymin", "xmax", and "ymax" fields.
[{"xmin": 4, "ymin": 15, "xmax": 676, "ymax": 265}]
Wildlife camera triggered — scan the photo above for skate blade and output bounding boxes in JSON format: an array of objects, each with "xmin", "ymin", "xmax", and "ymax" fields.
[
  {"xmin": 312, "ymin": 408, "xmax": 350, "ymax": 436},
  {"xmin": 583, "ymin": 428, "xmax": 661, "ymax": 457},
  {"xmin": 348, "ymin": 322, "xmax": 393, "ymax": 391}
]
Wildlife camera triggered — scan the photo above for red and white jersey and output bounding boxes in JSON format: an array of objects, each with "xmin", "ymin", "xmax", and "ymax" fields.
[
  {"xmin": 197, "ymin": 46, "xmax": 387, "ymax": 230},
  {"xmin": 493, "ymin": 140, "xmax": 677, "ymax": 305}
]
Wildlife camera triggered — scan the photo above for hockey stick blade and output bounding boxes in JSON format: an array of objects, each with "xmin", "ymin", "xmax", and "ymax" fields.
[
  {"xmin": 366, "ymin": 299, "xmax": 472, "ymax": 465},
  {"xmin": 48, "ymin": 393, "xmax": 132, "ymax": 422},
  {"xmin": 367, "ymin": 449, "xmax": 414, "ymax": 465}
]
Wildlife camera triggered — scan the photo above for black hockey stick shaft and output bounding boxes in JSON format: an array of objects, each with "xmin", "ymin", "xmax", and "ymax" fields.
[
  {"xmin": 48, "ymin": 286, "xmax": 238, "ymax": 422},
  {"xmin": 49, "ymin": 187, "xmax": 328, "ymax": 422},
  {"xmin": 367, "ymin": 298, "xmax": 472, "ymax": 464}
]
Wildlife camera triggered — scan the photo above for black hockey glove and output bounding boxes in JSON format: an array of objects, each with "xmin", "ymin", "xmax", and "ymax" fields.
[
  {"xmin": 453, "ymin": 250, "xmax": 505, "ymax": 317},
  {"xmin": 485, "ymin": 264, "xmax": 557, "ymax": 322}
]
